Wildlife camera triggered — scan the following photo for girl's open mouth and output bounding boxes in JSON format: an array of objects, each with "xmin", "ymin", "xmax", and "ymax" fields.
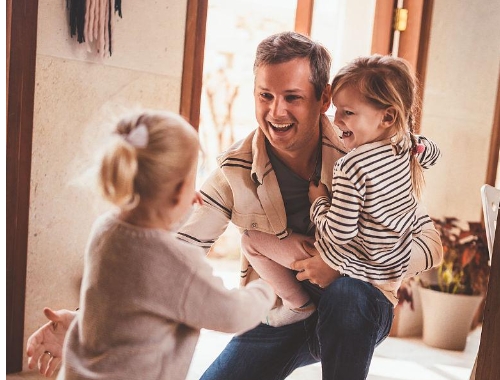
[{"xmin": 340, "ymin": 130, "xmax": 353, "ymax": 139}]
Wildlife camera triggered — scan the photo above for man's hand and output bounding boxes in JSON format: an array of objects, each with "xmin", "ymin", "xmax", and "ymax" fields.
[
  {"xmin": 291, "ymin": 241, "xmax": 340, "ymax": 288},
  {"xmin": 308, "ymin": 181, "xmax": 329, "ymax": 204},
  {"xmin": 26, "ymin": 307, "xmax": 77, "ymax": 377}
]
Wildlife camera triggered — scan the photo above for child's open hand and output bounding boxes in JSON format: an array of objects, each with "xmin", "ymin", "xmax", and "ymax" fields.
[
  {"xmin": 192, "ymin": 191, "xmax": 203, "ymax": 206},
  {"xmin": 308, "ymin": 181, "xmax": 329, "ymax": 204}
]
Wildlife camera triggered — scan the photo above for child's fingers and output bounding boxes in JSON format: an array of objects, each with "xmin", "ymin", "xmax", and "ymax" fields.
[
  {"xmin": 192, "ymin": 191, "xmax": 203, "ymax": 205},
  {"xmin": 45, "ymin": 357, "xmax": 62, "ymax": 377}
]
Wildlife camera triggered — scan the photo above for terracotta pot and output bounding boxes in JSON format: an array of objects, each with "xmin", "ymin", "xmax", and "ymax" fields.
[{"xmin": 419, "ymin": 286, "xmax": 483, "ymax": 351}]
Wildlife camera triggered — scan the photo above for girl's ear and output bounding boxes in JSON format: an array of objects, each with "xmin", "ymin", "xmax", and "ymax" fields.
[
  {"xmin": 170, "ymin": 180, "xmax": 185, "ymax": 206},
  {"xmin": 382, "ymin": 107, "xmax": 397, "ymax": 128}
]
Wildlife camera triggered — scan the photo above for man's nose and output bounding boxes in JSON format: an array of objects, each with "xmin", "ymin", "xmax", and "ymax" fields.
[{"xmin": 269, "ymin": 98, "xmax": 287, "ymax": 118}]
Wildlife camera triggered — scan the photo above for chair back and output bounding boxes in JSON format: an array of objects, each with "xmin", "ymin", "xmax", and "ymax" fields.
[{"xmin": 481, "ymin": 184, "xmax": 500, "ymax": 261}]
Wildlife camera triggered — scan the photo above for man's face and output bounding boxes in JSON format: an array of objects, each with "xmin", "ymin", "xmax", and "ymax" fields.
[{"xmin": 254, "ymin": 58, "xmax": 329, "ymax": 159}]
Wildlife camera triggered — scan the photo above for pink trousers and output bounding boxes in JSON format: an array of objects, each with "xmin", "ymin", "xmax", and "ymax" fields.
[{"xmin": 241, "ymin": 230, "xmax": 315, "ymax": 308}]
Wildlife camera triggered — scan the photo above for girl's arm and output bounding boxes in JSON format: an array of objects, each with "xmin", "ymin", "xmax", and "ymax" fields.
[{"xmin": 177, "ymin": 255, "xmax": 276, "ymax": 334}]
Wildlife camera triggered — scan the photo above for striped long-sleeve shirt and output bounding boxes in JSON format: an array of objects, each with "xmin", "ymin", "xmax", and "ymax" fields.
[{"xmin": 311, "ymin": 135, "xmax": 440, "ymax": 288}]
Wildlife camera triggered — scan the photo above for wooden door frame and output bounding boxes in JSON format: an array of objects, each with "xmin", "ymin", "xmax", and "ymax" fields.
[
  {"xmin": 485, "ymin": 70, "xmax": 500, "ymax": 187},
  {"xmin": 6, "ymin": 0, "xmax": 39, "ymax": 373},
  {"xmin": 179, "ymin": 0, "xmax": 208, "ymax": 130},
  {"xmin": 371, "ymin": 0, "xmax": 434, "ymax": 131}
]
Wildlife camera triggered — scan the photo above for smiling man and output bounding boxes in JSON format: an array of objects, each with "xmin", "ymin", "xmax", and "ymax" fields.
[{"xmin": 176, "ymin": 31, "xmax": 438, "ymax": 380}]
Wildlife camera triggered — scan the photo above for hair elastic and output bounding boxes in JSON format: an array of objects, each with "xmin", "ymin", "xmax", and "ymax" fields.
[{"xmin": 124, "ymin": 124, "xmax": 149, "ymax": 148}]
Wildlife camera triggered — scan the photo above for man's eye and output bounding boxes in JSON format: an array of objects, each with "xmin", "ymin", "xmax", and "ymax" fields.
[
  {"xmin": 285, "ymin": 95, "xmax": 300, "ymax": 102},
  {"xmin": 259, "ymin": 93, "xmax": 272, "ymax": 100},
  {"xmin": 344, "ymin": 110, "xmax": 354, "ymax": 116}
]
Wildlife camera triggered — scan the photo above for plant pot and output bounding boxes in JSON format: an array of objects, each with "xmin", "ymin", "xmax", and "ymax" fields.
[
  {"xmin": 390, "ymin": 280, "xmax": 423, "ymax": 337},
  {"xmin": 419, "ymin": 286, "xmax": 483, "ymax": 351}
]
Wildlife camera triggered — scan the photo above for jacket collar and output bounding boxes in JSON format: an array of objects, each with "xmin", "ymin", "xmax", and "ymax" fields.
[{"xmin": 250, "ymin": 115, "xmax": 346, "ymax": 185}]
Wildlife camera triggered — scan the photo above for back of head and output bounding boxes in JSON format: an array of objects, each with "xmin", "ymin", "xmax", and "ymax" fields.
[
  {"xmin": 99, "ymin": 110, "xmax": 199, "ymax": 209},
  {"xmin": 254, "ymin": 31, "xmax": 331, "ymax": 100},
  {"xmin": 331, "ymin": 54, "xmax": 419, "ymax": 143}
]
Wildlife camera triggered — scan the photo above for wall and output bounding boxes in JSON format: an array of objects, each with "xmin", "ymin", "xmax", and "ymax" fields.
[
  {"xmin": 23, "ymin": 0, "xmax": 188, "ymax": 370},
  {"xmin": 421, "ymin": 0, "xmax": 500, "ymax": 221}
]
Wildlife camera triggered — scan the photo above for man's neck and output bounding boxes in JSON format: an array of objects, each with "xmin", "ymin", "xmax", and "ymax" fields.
[{"xmin": 269, "ymin": 141, "xmax": 321, "ymax": 181}]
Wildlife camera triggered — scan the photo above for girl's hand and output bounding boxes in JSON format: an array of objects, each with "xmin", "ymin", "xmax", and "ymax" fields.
[
  {"xmin": 26, "ymin": 308, "xmax": 77, "ymax": 377},
  {"xmin": 308, "ymin": 181, "xmax": 329, "ymax": 204},
  {"xmin": 192, "ymin": 191, "xmax": 203, "ymax": 206}
]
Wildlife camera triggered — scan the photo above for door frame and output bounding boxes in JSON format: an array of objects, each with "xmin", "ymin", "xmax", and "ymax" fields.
[{"xmin": 6, "ymin": 0, "xmax": 39, "ymax": 373}]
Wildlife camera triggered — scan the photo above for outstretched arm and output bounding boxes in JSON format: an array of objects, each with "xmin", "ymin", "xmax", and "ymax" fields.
[{"xmin": 26, "ymin": 307, "xmax": 77, "ymax": 377}]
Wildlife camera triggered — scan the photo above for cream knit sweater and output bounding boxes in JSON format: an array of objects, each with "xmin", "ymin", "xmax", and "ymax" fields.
[{"xmin": 58, "ymin": 211, "xmax": 275, "ymax": 380}]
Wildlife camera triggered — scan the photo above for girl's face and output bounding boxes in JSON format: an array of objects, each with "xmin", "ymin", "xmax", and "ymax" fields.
[{"xmin": 332, "ymin": 86, "xmax": 394, "ymax": 151}]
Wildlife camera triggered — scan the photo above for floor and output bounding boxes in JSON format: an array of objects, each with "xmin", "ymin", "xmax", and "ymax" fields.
[
  {"xmin": 8, "ymin": 258, "xmax": 480, "ymax": 380},
  {"xmin": 185, "ymin": 258, "xmax": 480, "ymax": 380}
]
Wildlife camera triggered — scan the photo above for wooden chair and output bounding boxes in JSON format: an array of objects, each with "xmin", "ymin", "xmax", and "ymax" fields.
[
  {"xmin": 481, "ymin": 184, "xmax": 500, "ymax": 261},
  {"xmin": 470, "ymin": 185, "xmax": 500, "ymax": 379}
]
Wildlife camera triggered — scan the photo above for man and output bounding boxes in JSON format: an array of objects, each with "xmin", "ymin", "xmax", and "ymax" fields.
[
  {"xmin": 26, "ymin": 32, "xmax": 441, "ymax": 380},
  {"xmin": 178, "ymin": 31, "xmax": 441, "ymax": 380}
]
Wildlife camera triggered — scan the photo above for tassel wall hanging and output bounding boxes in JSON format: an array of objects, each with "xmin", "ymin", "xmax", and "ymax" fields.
[{"xmin": 67, "ymin": 0, "xmax": 123, "ymax": 57}]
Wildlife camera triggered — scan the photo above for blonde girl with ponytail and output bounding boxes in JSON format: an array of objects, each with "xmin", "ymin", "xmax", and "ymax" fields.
[{"xmin": 30, "ymin": 110, "xmax": 275, "ymax": 380}]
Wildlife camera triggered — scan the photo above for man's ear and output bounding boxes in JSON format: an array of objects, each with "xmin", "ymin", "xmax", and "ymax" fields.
[
  {"xmin": 382, "ymin": 107, "xmax": 397, "ymax": 128},
  {"xmin": 320, "ymin": 84, "xmax": 332, "ymax": 113}
]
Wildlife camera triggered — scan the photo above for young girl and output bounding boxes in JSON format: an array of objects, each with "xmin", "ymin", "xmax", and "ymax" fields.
[
  {"xmin": 28, "ymin": 110, "xmax": 275, "ymax": 379},
  {"xmin": 309, "ymin": 54, "xmax": 441, "ymax": 302},
  {"xmin": 242, "ymin": 55, "xmax": 441, "ymax": 326}
]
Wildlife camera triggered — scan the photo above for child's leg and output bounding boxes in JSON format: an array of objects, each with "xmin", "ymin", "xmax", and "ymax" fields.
[{"xmin": 241, "ymin": 230, "xmax": 316, "ymax": 326}]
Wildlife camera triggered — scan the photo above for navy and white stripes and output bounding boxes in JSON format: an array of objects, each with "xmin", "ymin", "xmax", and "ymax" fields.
[{"xmin": 311, "ymin": 136, "xmax": 440, "ymax": 284}]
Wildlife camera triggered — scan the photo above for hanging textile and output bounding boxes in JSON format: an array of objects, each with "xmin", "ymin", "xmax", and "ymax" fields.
[{"xmin": 67, "ymin": 0, "xmax": 123, "ymax": 57}]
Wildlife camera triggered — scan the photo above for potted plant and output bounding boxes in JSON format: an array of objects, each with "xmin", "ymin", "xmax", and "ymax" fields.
[{"xmin": 418, "ymin": 217, "xmax": 490, "ymax": 350}]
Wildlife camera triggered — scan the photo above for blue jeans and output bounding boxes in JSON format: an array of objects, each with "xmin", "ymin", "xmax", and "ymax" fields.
[{"xmin": 200, "ymin": 277, "xmax": 394, "ymax": 380}]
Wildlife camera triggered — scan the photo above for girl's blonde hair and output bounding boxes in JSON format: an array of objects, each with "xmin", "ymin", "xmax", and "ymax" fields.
[
  {"xmin": 99, "ymin": 110, "xmax": 199, "ymax": 208},
  {"xmin": 331, "ymin": 54, "xmax": 425, "ymax": 198}
]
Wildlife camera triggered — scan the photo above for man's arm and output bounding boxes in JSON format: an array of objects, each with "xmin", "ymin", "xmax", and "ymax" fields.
[
  {"xmin": 177, "ymin": 168, "xmax": 233, "ymax": 252},
  {"xmin": 405, "ymin": 207, "xmax": 443, "ymax": 277},
  {"xmin": 290, "ymin": 240, "xmax": 341, "ymax": 288}
]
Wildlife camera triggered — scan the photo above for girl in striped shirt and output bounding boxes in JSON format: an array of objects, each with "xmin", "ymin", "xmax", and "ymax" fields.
[{"xmin": 309, "ymin": 54, "xmax": 441, "ymax": 304}]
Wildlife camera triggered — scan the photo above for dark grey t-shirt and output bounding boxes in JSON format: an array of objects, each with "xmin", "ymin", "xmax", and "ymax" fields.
[
  {"xmin": 266, "ymin": 140, "xmax": 324, "ymax": 300},
  {"xmin": 266, "ymin": 140, "xmax": 321, "ymax": 235}
]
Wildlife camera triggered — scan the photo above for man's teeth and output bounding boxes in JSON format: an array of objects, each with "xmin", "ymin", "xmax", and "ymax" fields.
[{"xmin": 270, "ymin": 122, "xmax": 292, "ymax": 129}]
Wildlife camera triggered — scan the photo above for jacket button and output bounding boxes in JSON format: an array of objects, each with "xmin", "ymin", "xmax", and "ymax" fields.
[{"xmin": 251, "ymin": 223, "xmax": 257, "ymax": 228}]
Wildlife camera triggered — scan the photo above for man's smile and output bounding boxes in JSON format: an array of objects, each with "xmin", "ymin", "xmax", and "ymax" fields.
[{"xmin": 269, "ymin": 122, "xmax": 294, "ymax": 132}]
